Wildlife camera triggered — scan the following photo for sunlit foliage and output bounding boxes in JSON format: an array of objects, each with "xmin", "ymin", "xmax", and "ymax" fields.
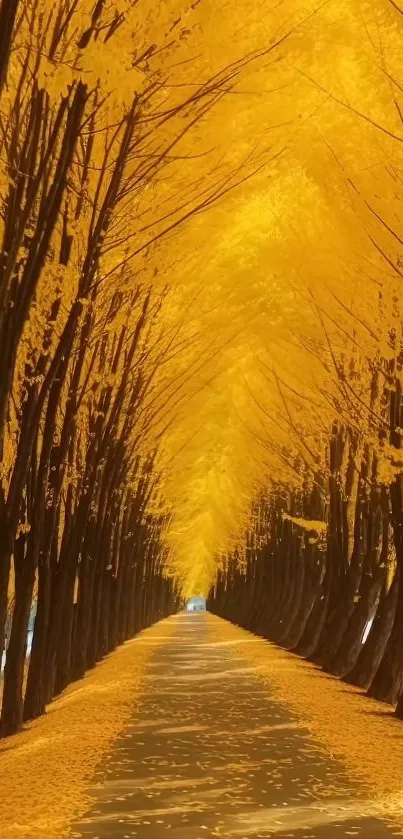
[{"xmin": 1, "ymin": 0, "xmax": 403, "ymax": 730}]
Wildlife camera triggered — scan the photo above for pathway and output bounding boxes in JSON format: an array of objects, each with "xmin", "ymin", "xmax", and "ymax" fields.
[{"xmin": 72, "ymin": 613, "xmax": 400, "ymax": 839}]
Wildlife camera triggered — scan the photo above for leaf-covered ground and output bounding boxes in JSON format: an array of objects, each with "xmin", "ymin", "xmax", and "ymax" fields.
[
  {"xmin": 3, "ymin": 612, "xmax": 403, "ymax": 838},
  {"xmin": 72, "ymin": 613, "xmax": 403, "ymax": 838},
  {"xmin": 0, "ymin": 619, "xmax": 177, "ymax": 839}
]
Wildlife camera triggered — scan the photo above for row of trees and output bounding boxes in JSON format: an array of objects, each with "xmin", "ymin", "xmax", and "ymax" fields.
[
  {"xmin": 156, "ymin": 0, "xmax": 403, "ymax": 601},
  {"xmin": 209, "ymin": 370, "xmax": 403, "ymax": 716},
  {"xmin": 0, "ymin": 0, "xmax": 277, "ymax": 737},
  {"xmin": 0, "ymin": 0, "xmax": 185, "ymax": 737},
  {"xmin": 3, "ymin": 0, "xmax": 403, "ymax": 739},
  {"xmin": 200, "ymin": 2, "xmax": 403, "ymax": 722}
]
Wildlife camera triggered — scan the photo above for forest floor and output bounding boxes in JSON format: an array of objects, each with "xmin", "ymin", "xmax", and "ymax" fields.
[{"xmin": 2, "ymin": 613, "xmax": 403, "ymax": 839}]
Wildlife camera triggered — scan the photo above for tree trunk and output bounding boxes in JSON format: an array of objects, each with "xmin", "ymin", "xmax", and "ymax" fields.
[
  {"xmin": 71, "ymin": 552, "xmax": 95, "ymax": 681},
  {"xmin": 23, "ymin": 561, "xmax": 52, "ymax": 721},
  {"xmin": 344, "ymin": 571, "xmax": 399, "ymax": 689},
  {"xmin": 53, "ymin": 566, "xmax": 77, "ymax": 697},
  {"xmin": 0, "ymin": 524, "xmax": 11, "ymax": 680},
  {"xmin": 0, "ymin": 539, "xmax": 35, "ymax": 737},
  {"xmin": 0, "ymin": 0, "xmax": 19, "ymax": 95},
  {"xmin": 367, "ymin": 568, "xmax": 403, "ymax": 704},
  {"xmin": 97, "ymin": 570, "xmax": 111, "ymax": 660},
  {"xmin": 286, "ymin": 549, "xmax": 320, "ymax": 650},
  {"xmin": 329, "ymin": 566, "xmax": 385, "ymax": 678}
]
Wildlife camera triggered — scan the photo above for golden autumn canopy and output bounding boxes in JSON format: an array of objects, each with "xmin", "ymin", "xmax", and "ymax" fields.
[{"xmin": 1, "ymin": 0, "xmax": 403, "ymax": 735}]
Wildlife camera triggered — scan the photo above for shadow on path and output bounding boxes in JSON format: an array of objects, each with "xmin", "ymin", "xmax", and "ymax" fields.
[{"xmin": 72, "ymin": 613, "xmax": 400, "ymax": 839}]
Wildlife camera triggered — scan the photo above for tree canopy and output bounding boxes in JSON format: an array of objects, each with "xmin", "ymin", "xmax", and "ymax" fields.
[{"xmin": 1, "ymin": 0, "xmax": 403, "ymax": 733}]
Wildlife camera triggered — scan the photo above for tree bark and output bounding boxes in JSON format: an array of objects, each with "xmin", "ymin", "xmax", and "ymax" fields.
[{"xmin": 0, "ymin": 536, "xmax": 35, "ymax": 736}]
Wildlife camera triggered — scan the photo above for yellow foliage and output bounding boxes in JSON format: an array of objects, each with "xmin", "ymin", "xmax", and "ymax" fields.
[{"xmin": 2, "ymin": 0, "xmax": 403, "ymax": 598}]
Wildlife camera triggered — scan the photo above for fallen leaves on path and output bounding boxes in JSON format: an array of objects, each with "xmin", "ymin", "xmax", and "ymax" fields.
[
  {"xmin": 209, "ymin": 615, "xmax": 403, "ymax": 833},
  {"xmin": 0, "ymin": 619, "xmax": 177, "ymax": 839}
]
